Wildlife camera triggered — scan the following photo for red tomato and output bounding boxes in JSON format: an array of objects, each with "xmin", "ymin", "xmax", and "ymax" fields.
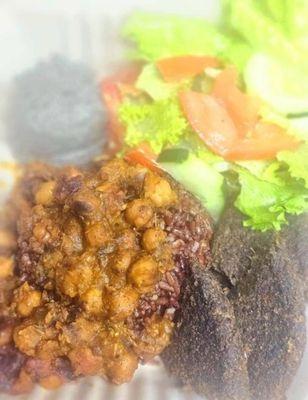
[
  {"xmin": 179, "ymin": 91, "xmax": 238, "ymax": 156},
  {"xmin": 180, "ymin": 90, "xmax": 300, "ymax": 160},
  {"xmin": 124, "ymin": 143, "xmax": 161, "ymax": 173},
  {"xmin": 100, "ymin": 65, "xmax": 141, "ymax": 152},
  {"xmin": 212, "ymin": 67, "xmax": 260, "ymax": 137},
  {"xmin": 156, "ymin": 55, "xmax": 219, "ymax": 82},
  {"xmin": 225, "ymin": 122, "xmax": 300, "ymax": 161},
  {"xmin": 101, "ymin": 80, "xmax": 124, "ymax": 152}
]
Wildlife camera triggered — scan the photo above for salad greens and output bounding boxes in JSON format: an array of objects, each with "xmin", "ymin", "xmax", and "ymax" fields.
[
  {"xmin": 119, "ymin": 98, "xmax": 187, "ymax": 154},
  {"xmin": 160, "ymin": 154, "xmax": 225, "ymax": 221},
  {"xmin": 135, "ymin": 64, "xmax": 187, "ymax": 101},
  {"xmin": 235, "ymin": 166, "xmax": 308, "ymax": 231},
  {"xmin": 116, "ymin": 1, "xmax": 308, "ymax": 231},
  {"xmin": 123, "ymin": 13, "xmax": 228, "ymax": 61},
  {"xmin": 278, "ymin": 144, "xmax": 308, "ymax": 188}
]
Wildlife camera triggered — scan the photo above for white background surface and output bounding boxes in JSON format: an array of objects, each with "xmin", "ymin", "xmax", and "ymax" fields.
[{"xmin": 0, "ymin": 1, "xmax": 307, "ymax": 399}]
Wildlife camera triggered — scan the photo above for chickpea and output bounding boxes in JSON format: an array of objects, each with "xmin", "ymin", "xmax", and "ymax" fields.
[
  {"xmin": 37, "ymin": 340, "xmax": 61, "ymax": 360},
  {"xmin": 33, "ymin": 222, "xmax": 50, "ymax": 243},
  {"xmin": 35, "ymin": 181, "xmax": 56, "ymax": 206},
  {"xmin": 142, "ymin": 228, "xmax": 166, "ymax": 252},
  {"xmin": 39, "ymin": 375, "xmax": 63, "ymax": 390},
  {"xmin": 125, "ymin": 199, "xmax": 153, "ymax": 228},
  {"xmin": 62, "ymin": 218, "xmax": 83, "ymax": 254},
  {"xmin": 117, "ymin": 229, "xmax": 137, "ymax": 250},
  {"xmin": 0, "ymin": 257, "xmax": 13, "ymax": 279},
  {"xmin": 134, "ymin": 317, "xmax": 174, "ymax": 361},
  {"xmin": 14, "ymin": 324, "xmax": 43, "ymax": 356},
  {"xmin": 85, "ymin": 222, "xmax": 111, "ymax": 247},
  {"xmin": 110, "ymin": 251, "xmax": 133, "ymax": 275},
  {"xmin": 57, "ymin": 261, "xmax": 95, "ymax": 298},
  {"xmin": 69, "ymin": 347, "xmax": 102, "ymax": 376},
  {"xmin": 65, "ymin": 317, "xmax": 101, "ymax": 345},
  {"xmin": 81, "ymin": 288, "xmax": 103, "ymax": 315},
  {"xmin": 128, "ymin": 256, "xmax": 158, "ymax": 290},
  {"xmin": 15, "ymin": 283, "xmax": 42, "ymax": 317},
  {"xmin": 144, "ymin": 173, "xmax": 177, "ymax": 207},
  {"xmin": 107, "ymin": 286, "xmax": 139, "ymax": 321},
  {"xmin": 107, "ymin": 350, "xmax": 138, "ymax": 384},
  {"xmin": 72, "ymin": 189, "xmax": 100, "ymax": 215}
]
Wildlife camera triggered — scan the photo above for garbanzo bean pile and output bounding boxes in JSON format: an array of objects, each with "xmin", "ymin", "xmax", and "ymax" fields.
[{"xmin": 0, "ymin": 159, "xmax": 212, "ymax": 394}]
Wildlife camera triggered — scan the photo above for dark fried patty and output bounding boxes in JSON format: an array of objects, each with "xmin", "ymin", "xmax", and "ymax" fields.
[
  {"xmin": 0, "ymin": 159, "xmax": 212, "ymax": 394},
  {"xmin": 163, "ymin": 206, "xmax": 306, "ymax": 400}
]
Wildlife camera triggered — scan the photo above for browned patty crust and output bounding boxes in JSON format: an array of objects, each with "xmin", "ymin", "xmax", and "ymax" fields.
[{"xmin": 163, "ymin": 206, "xmax": 306, "ymax": 400}]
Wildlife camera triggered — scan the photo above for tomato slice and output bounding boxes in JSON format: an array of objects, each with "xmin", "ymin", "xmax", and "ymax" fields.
[
  {"xmin": 101, "ymin": 65, "xmax": 141, "ymax": 152},
  {"xmin": 124, "ymin": 143, "xmax": 161, "ymax": 173},
  {"xmin": 212, "ymin": 67, "xmax": 260, "ymax": 137},
  {"xmin": 180, "ymin": 91, "xmax": 238, "ymax": 156},
  {"xmin": 180, "ymin": 90, "xmax": 300, "ymax": 160},
  {"xmin": 225, "ymin": 122, "xmax": 300, "ymax": 161},
  {"xmin": 156, "ymin": 55, "xmax": 219, "ymax": 82},
  {"xmin": 101, "ymin": 80, "xmax": 124, "ymax": 151}
]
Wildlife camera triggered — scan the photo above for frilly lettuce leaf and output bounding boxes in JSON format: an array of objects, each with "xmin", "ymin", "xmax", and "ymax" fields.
[
  {"xmin": 119, "ymin": 98, "xmax": 187, "ymax": 153},
  {"xmin": 278, "ymin": 144, "xmax": 308, "ymax": 188},
  {"xmin": 235, "ymin": 167, "xmax": 308, "ymax": 231}
]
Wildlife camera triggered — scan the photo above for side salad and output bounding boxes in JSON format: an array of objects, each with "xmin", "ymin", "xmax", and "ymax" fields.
[{"xmin": 101, "ymin": 0, "xmax": 308, "ymax": 231}]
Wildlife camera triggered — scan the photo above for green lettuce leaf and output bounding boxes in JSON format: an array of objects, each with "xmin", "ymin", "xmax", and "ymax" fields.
[
  {"xmin": 161, "ymin": 154, "xmax": 225, "ymax": 220},
  {"xmin": 222, "ymin": 40, "xmax": 253, "ymax": 71},
  {"xmin": 226, "ymin": 0, "xmax": 297, "ymax": 60},
  {"xmin": 123, "ymin": 12, "xmax": 228, "ymax": 61},
  {"xmin": 197, "ymin": 148, "xmax": 230, "ymax": 172},
  {"xmin": 285, "ymin": 0, "xmax": 308, "ymax": 39},
  {"xmin": 235, "ymin": 167, "xmax": 308, "ymax": 231},
  {"xmin": 278, "ymin": 144, "xmax": 308, "ymax": 188},
  {"xmin": 119, "ymin": 98, "xmax": 187, "ymax": 153},
  {"xmin": 289, "ymin": 117, "xmax": 308, "ymax": 141},
  {"xmin": 260, "ymin": 0, "xmax": 287, "ymax": 26},
  {"xmin": 136, "ymin": 64, "xmax": 184, "ymax": 100},
  {"xmin": 245, "ymin": 53, "xmax": 308, "ymax": 114}
]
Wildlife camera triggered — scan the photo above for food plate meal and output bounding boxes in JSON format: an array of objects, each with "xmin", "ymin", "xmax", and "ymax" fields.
[{"xmin": 0, "ymin": 1, "xmax": 307, "ymax": 399}]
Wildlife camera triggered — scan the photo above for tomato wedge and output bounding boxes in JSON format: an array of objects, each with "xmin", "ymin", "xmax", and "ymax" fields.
[
  {"xmin": 212, "ymin": 67, "xmax": 260, "ymax": 137},
  {"xmin": 101, "ymin": 65, "xmax": 141, "ymax": 152},
  {"xmin": 180, "ymin": 90, "xmax": 300, "ymax": 160},
  {"xmin": 156, "ymin": 55, "xmax": 219, "ymax": 82},
  {"xmin": 225, "ymin": 122, "xmax": 300, "ymax": 161},
  {"xmin": 124, "ymin": 143, "xmax": 161, "ymax": 173},
  {"xmin": 101, "ymin": 80, "xmax": 124, "ymax": 152},
  {"xmin": 179, "ymin": 91, "xmax": 238, "ymax": 156}
]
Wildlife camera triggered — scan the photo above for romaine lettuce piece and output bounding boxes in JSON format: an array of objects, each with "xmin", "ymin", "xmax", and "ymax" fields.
[
  {"xmin": 285, "ymin": 0, "xmax": 308, "ymax": 38},
  {"xmin": 123, "ymin": 12, "xmax": 228, "ymax": 61},
  {"xmin": 245, "ymin": 53, "xmax": 308, "ymax": 114},
  {"xmin": 136, "ymin": 64, "xmax": 186, "ymax": 101},
  {"xmin": 161, "ymin": 154, "xmax": 225, "ymax": 220},
  {"xmin": 289, "ymin": 117, "xmax": 308, "ymax": 141},
  {"xmin": 227, "ymin": 0, "xmax": 297, "ymax": 59}
]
